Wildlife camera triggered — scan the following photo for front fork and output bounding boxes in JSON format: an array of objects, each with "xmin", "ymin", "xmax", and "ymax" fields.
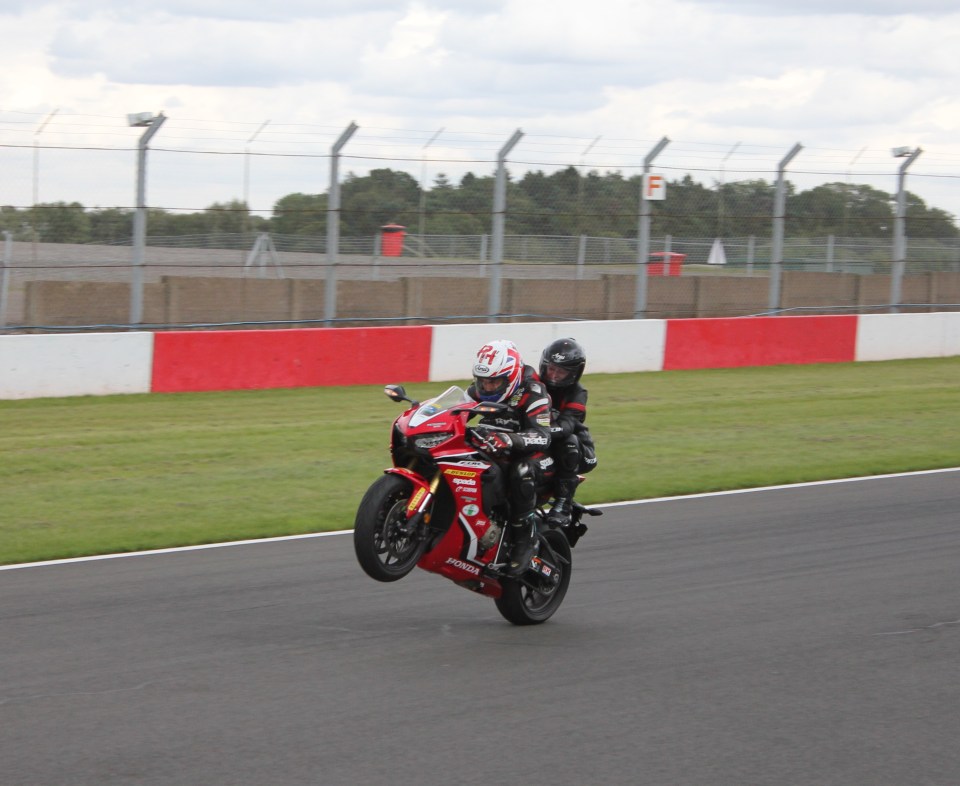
[{"xmin": 385, "ymin": 467, "xmax": 441, "ymax": 534}]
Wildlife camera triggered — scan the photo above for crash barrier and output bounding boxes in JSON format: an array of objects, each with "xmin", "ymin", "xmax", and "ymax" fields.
[{"xmin": 2, "ymin": 313, "xmax": 960, "ymax": 400}]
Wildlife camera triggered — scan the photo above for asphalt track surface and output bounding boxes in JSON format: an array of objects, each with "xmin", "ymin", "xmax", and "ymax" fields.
[{"xmin": 2, "ymin": 470, "xmax": 959, "ymax": 786}]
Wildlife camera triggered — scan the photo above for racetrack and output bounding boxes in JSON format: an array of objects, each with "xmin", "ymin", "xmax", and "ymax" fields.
[{"xmin": 2, "ymin": 469, "xmax": 959, "ymax": 785}]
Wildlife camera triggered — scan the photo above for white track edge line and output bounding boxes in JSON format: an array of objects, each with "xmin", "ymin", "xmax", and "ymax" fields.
[{"xmin": 3, "ymin": 467, "xmax": 958, "ymax": 572}]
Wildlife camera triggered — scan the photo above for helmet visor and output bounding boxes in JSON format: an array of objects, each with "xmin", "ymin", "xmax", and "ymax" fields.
[
  {"xmin": 475, "ymin": 375, "xmax": 510, "ymax": 400},
  {"xmin": 543, "ymin": 362, "xmax": 574, "ymax": 386}
]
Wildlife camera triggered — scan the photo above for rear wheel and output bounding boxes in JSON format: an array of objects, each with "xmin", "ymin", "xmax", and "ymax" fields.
[
  {"xmin": 495, "ymin": 528, "xmax": 572, "ymax": 625},
  {"xmin": 353, "ymin": 474, "xmax": 427, "ymax": 582}
]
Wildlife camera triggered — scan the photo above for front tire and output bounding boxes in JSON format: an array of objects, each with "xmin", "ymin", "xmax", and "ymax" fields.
[
  {"xmin": 495, "ymin": 528, "xmax": 572, "ymax": 625},
  {"xmin": 354, "ymin": 474, "xmax": 427, "ymax": 582}
]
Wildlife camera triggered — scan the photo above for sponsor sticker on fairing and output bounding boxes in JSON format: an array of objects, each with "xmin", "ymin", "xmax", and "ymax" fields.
[
  {"xmin": 462, "ymin": 504, "xmax": 480, "ymax": 517},
  {"xmin": 445, "ymin": 557, "xmax": 481, "ymax": 575},
  {"xmin": 445, "ymin": 468, "xmax": 479, "ymax": 478},
  {"xmin": 407, "ymin": 487, "xmax": 426, "ymax": 512},
  {"xmin": 532, "ymin": 558, "xmax": 553, "ymax": 577}
]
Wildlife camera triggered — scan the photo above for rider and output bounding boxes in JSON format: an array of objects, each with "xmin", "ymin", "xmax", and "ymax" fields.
[
  {"xmin": 539, "ymin": 337, "xmax": 597, "ymax": 527},
  {"xmin": 466, "ymin": 340, "xmax": 553, "ymax": 576}
]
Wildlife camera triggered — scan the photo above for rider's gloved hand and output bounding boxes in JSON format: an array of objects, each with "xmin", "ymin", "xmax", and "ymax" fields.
[
  {"xmin": 469, "ymin": 426, "xmax": 516, "ymax": 457},
  {"xmin": 483, "ymin": 431, "xmax": 514, "ymax": 456}
]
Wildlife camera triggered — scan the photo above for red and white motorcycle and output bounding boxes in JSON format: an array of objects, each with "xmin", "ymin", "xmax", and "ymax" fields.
[{"xmin": 353, "ymin": 384, "xmax": 600, "ymax": 625}]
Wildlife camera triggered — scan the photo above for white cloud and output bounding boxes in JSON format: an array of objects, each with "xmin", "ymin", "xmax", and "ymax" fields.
[
  {"xmin": 1, "ymin": 0, "xmax": 958, "ymax": 218},
  {"xmin": 692, "ymin": 0, "xmax": 959, "ymax": 16}
]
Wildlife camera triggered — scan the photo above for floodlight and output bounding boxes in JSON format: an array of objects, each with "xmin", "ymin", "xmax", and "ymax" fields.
[
  {"xmin": 892, "ymin": 146, "xmax": 912, "ymax": 158},
  {"xmin": 127, "ymin": 112, "xmax": 157, "ymax": 127}
]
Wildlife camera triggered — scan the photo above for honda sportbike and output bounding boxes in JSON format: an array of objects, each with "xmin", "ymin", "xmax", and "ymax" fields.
[{"xmin": 353, "ymin": 384, "xmax": 601, "ymax": 625}]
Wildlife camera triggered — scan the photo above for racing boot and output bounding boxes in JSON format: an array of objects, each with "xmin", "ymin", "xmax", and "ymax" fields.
[
  {"xmin": 504, "ymin": 512, "xmax": 538, "ymax": 577},
  {"xmin": 546, "ymin": 497, "xmax": 572, "ymax": 527},
  {"xmin": 546, "ymin": 479, "xmax": 577, "ymax": 528}
]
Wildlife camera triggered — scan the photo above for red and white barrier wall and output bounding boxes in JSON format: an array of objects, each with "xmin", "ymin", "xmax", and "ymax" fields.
[{"xmin": 2, "ymin": 313, "xmax": 960, "ymax": 400}]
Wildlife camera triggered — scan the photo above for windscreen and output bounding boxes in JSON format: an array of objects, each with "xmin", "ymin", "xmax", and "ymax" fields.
[{"xmin": 409, "ymin": 386, "xmax": 472, "ymax": 427}]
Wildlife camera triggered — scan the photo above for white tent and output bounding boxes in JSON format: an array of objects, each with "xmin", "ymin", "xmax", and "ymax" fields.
[{"xmin": 707, "ymin": 237, "xmax": 727, "ymax": 266}]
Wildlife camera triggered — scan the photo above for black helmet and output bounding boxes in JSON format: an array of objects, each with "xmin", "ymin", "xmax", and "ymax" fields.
[{"xmin": 539, "ymin": 338, "xmax": 586, "ymax": 391}]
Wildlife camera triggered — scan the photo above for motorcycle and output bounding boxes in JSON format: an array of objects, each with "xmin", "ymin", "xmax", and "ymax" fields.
[{"xmin": 353, "ymin": 383, "xmax": 602, "ymax": 625}]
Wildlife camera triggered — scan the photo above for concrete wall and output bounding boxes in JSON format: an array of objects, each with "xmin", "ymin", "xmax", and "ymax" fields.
[
  {"xmin": 5, "ymin": 312, "xmax": 960, "ymax": 400},
  {"xmin": 23, "ymin": 272, "xmax": 959, "ymax": 327},
  {"xmin": 0, "ymin": 332, "xmax": 153, "ymax": 399}
]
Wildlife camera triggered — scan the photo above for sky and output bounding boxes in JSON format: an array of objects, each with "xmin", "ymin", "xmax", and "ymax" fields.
[{"xmin": 2, "ymin": 0, "xmax": 960, "ymax": 223}]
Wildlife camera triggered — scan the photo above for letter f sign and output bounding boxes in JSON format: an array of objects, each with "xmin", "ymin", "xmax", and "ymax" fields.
[{"xmin": 643, "ymin": 173, "xmax": 666, "ymax": 201}]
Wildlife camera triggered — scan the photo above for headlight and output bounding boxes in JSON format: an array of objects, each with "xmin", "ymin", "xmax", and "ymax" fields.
[{"xmin": 411, "ymin": 432, "xmax": 453, "ymax": 451}]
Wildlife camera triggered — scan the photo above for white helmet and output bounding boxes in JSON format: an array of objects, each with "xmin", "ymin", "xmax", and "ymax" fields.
[{"xmin": 472, "ymin": 340, "xmax": 524, "ymax": 403}]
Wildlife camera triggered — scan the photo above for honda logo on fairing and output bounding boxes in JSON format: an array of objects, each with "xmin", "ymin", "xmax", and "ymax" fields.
[{"xmin": 445, "ymin": 557, "xmax": 480, "ymax": 575}]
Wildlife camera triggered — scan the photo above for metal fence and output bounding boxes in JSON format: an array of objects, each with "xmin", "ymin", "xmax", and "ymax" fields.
[{"xmin": 2, "ymin": 116, "xmax": 959, "ymax": 330}]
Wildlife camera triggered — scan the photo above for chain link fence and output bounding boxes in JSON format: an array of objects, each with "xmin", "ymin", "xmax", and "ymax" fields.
[{"xmin": 2, "ymin": 117, "xmax": 959, "ymax": 330}]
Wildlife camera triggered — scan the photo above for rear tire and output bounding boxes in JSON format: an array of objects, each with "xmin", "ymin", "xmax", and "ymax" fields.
[
  {"xmin": 354, "ymin": 474, "xmax": 427, "ymax": 582},
  {"xmin": 495, "ymin": 528, "xmax": 572, "ymax": 625}
]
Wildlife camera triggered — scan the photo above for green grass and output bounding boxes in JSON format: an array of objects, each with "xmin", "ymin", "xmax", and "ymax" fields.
[{"xmin": 2, "ymin": 357, "xmax": 959, "ymax": 565}]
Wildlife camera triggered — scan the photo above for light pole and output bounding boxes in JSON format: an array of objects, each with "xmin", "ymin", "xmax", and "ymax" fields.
[
  {"xmin": 842, "ymin": 145, "xmax": 867, "ymax": 238},
  {"xmin": 578, "ymin": 135, "xmax": 601, "ymax": 235},
  {"xmin": 127, "ymin": 111, "xmax": 167, "ymax": 326},
  {"xmin": 890, "ymin": 146, "xmax": 922, "ymax": 313},
  {"xmin": 243, "ymin": 119, "xmax": 270, "ymax": 237},
  {"xmin": 326, "ymin": 121, "xmax": 359, "ymax": 323},
  {"xmin": 717, "ymin": 141, "xmax": 740, "ymax": 237},
  {"xmin": 32, "ymin": 108, "xmax": 59, "ymax": 262},
  {"xmin": 417, "ymin": 127, "xmax": 444, "ymax": 254},
  {"xmin": 768, "ymin": 142, "xmax": 803, "ymax": 313},
  {"xmin": 488, "ymin": 129, "xmax": 524, "ymax": 322}
]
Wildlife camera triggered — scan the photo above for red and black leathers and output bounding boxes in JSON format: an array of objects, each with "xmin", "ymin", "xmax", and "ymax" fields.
[
  {"xmin": 547, "ymin": 381, "xmax": 596, "ymax": 499},
  {"xmin": 468, "ymin": 364, "xmax": 554, "ymax": 521}
]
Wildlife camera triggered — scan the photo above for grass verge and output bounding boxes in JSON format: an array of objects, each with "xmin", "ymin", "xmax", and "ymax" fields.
[{"xmin": 1, "ymin": 357, "xmax": 958, "ymax": 565}]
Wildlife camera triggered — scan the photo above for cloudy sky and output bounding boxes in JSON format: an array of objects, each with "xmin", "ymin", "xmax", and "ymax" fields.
[{"xmin": 2, "ymin": 0, "xmax": 959, "ymax": 220}]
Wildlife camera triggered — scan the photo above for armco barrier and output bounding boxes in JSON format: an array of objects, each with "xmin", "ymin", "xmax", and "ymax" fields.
[
  {"xmin": 663, "ymin": 315, "xmax": 859, "ymax": 370},
  {"xmin": 855, "ymin": 313, "xmax": 960, "ymax": 361},
  {"xmin": 3, "ymin": 313, "xmax": 960, "ymax": 400},
  {"xmin": 0, "ymin": 332, "xmax": 153, "ymax": 400},
  {"xmin": 428, "ymin": 320, "xmax": 667, "ymax": 382},
  {"xmin": 151, "ymin": 327, "xmax": 434, "ymax": 393}
]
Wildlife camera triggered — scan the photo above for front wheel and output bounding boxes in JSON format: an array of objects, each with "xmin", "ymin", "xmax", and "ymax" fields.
[
  {"xmin": 354, "ymin": 474, "xmax": 427, "ymax": 582},
  {"xmin": 495, "ymin": 528, "xmax": 572, "ymax": 625}
]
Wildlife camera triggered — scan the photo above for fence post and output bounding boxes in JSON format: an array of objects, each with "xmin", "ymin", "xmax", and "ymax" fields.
[
  {"xmin": 826, "ymin": 234, "xmax": 835, "ymax": 272},
  {"xmin": 768, "ymin": 142, "xmax": 803, "ymax": 313},
  {"xmin": 0, "ymin": 231, "xmax": 12, "ymax": 326},
  {"xmin": 128, "ymin": 112, "xmax": 166, "ymax": 326},
  {"xmin": 489, "ymin": 129, "xmax": 523, "ymax": 322},
  {"xmin": 577, "ymin": 235, "xmax": 587, "ymax": 280},
  {"xmin": 747, "ymin": 235, "xmax": 755, "ymax": 275},
  {"xmin": 372, "ymin": 231, "xmax": 382, "ymax": 280},
  {"xmin": 891, "ymin": 147, "xmax": 922, "ymax": 313},
  {"xmin": 326, "ymin": 122, "xmax": 358, "ymax": 323},
  {"xmin": 634, "ymin": 136, "xmax": 670, "ymax": 319}
]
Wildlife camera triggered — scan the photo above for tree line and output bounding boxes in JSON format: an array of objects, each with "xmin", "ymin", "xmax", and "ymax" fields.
[{"xmin": 2, "ymin": 167, "xmax": 957, "ymax": 244}]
